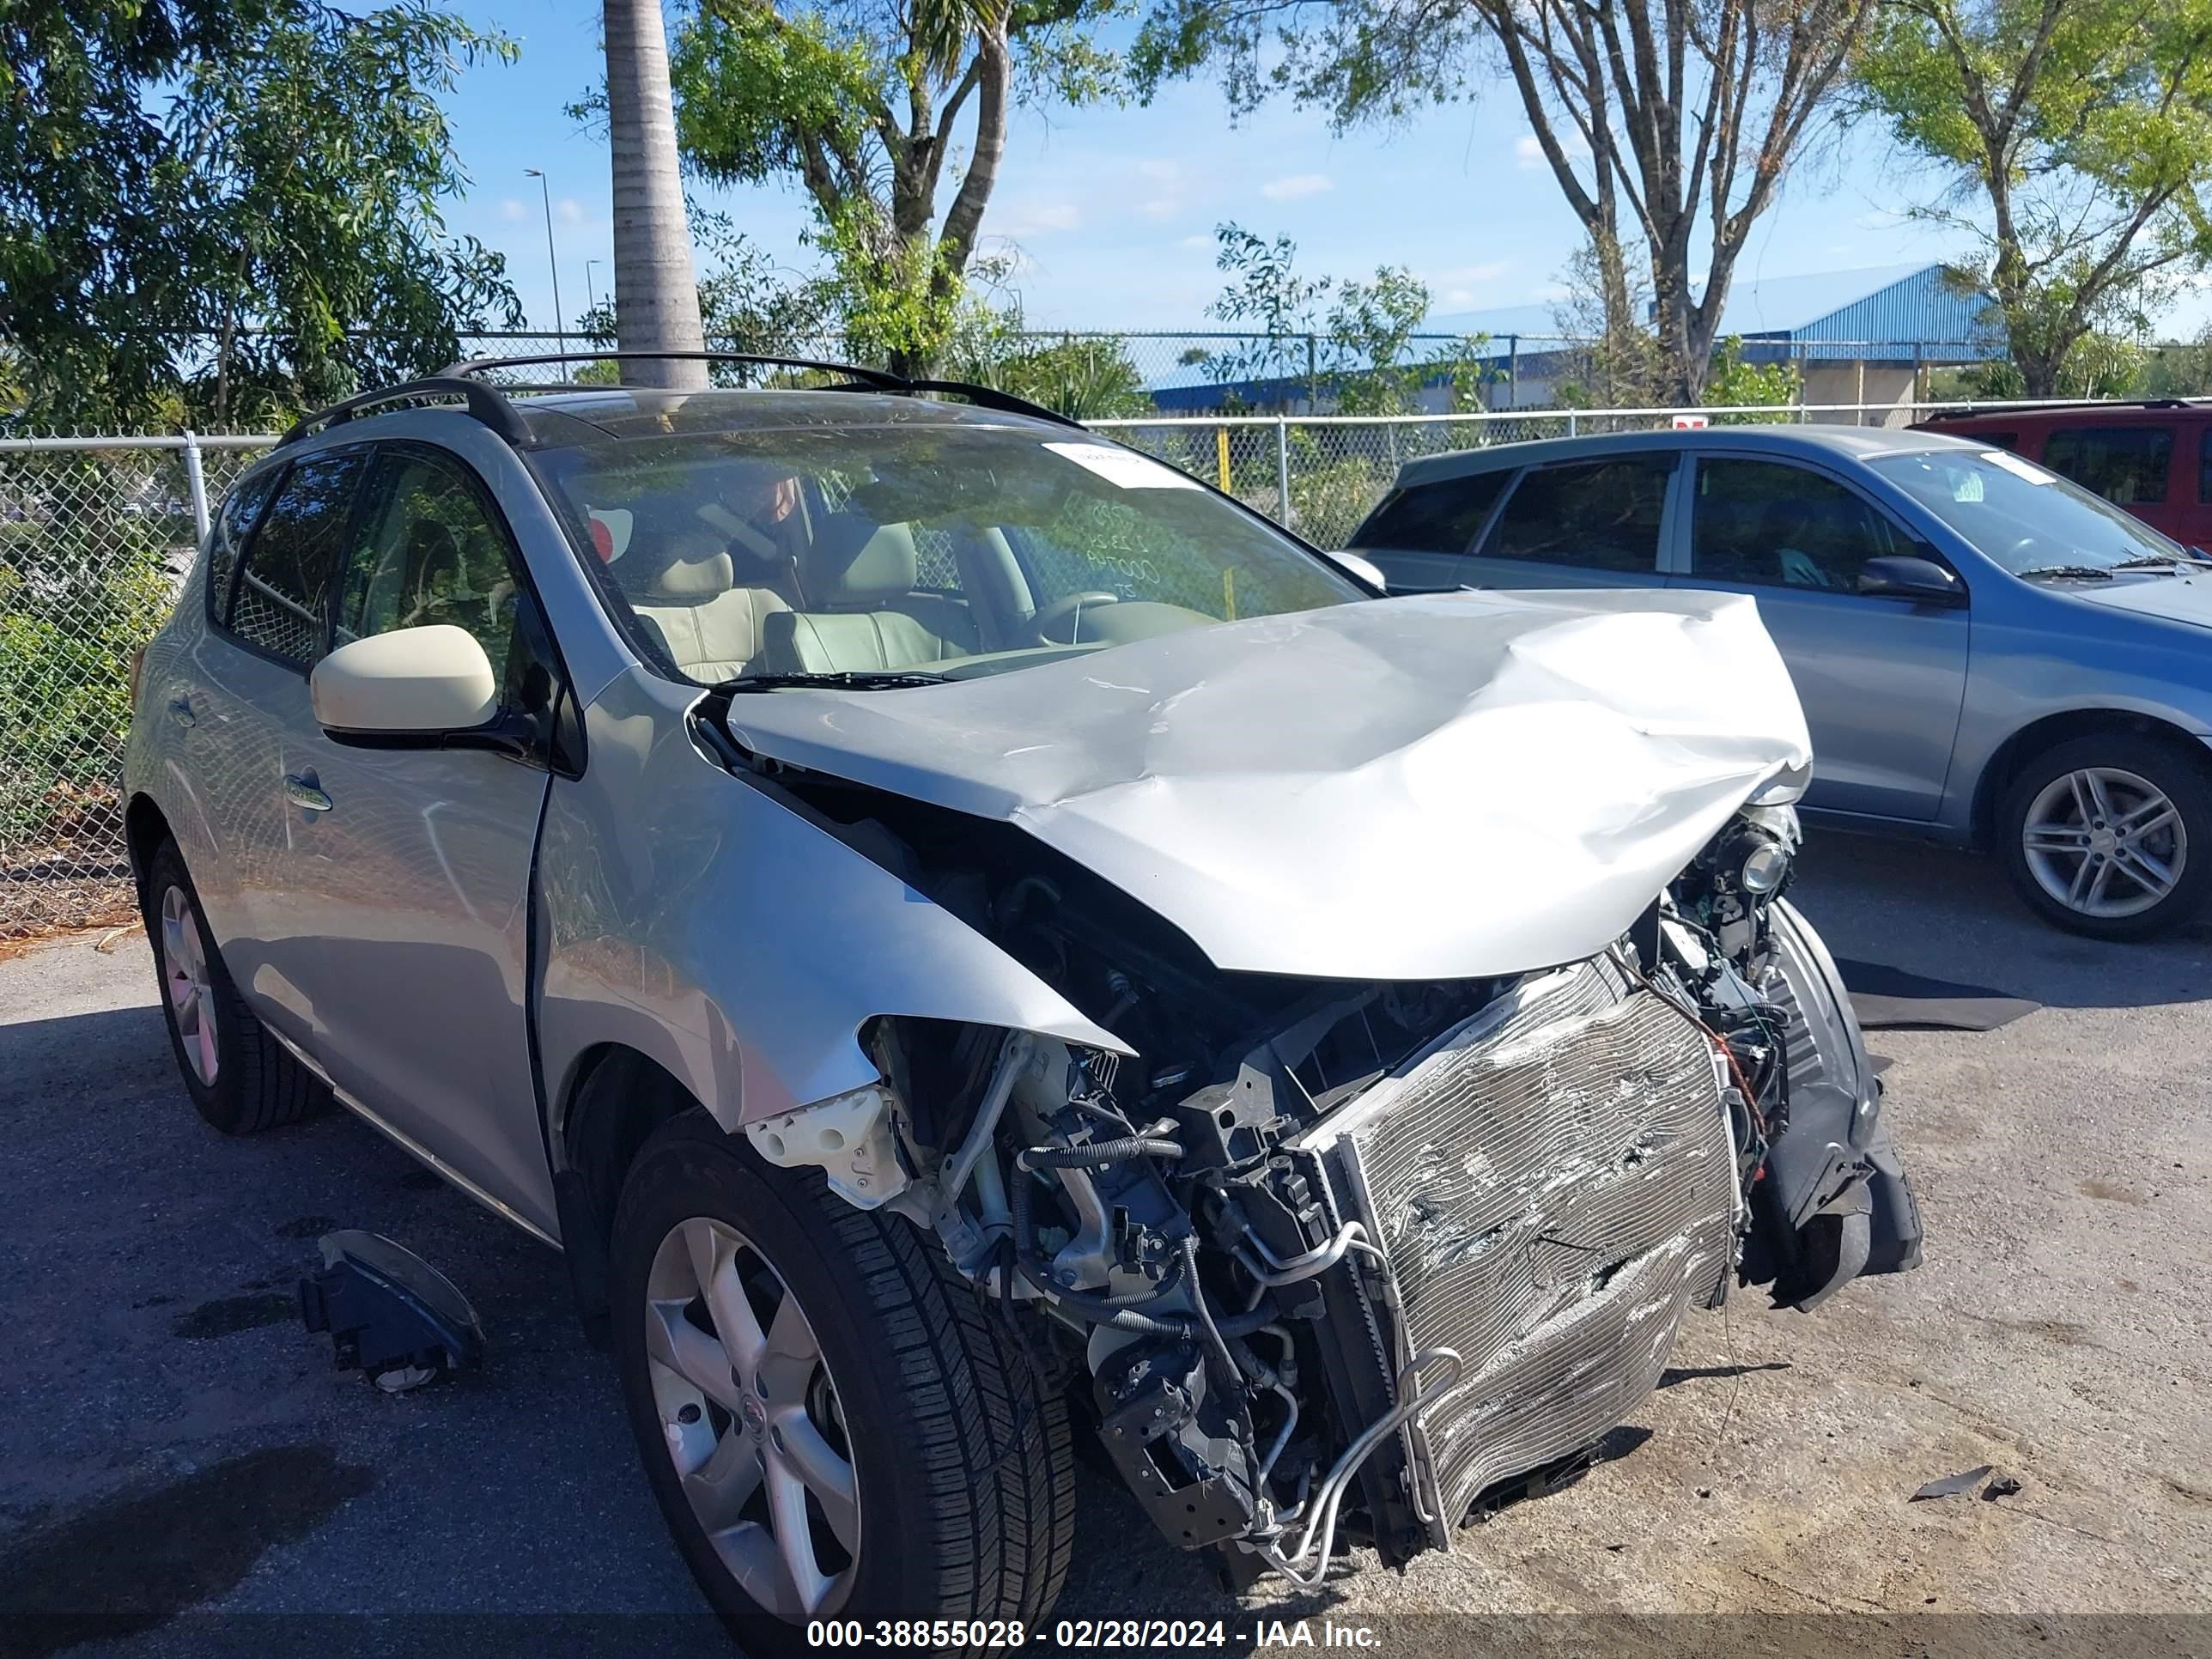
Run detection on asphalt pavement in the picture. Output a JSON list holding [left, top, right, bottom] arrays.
[[1, 830, 2206, 1657]]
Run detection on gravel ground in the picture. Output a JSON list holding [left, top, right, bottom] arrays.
[[1, 830, 2206, 1658]]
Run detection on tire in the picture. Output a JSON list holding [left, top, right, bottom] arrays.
[[610, 1112, 1075, 1656], [1996, 733, 2212, 940], [141, 836, 329, 1133]]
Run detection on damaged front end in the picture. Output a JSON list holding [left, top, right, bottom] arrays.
[[737, 758, 1923, 1589]]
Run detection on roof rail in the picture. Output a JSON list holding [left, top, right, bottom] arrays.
[[1922, 397, 2203, 422], [277, 376, 532, 449], [443, 349, 909, 391], [440, 349, 1087, 429]]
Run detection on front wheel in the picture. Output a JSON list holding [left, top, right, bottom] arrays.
[[1998, 734, 2212, 940], [609, 1113, 1074, 1656]]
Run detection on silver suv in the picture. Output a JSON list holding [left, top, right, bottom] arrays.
[[124, 356, 1921, 1650]]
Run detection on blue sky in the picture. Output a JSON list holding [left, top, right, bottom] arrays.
[[434, 7, 2210, 341]]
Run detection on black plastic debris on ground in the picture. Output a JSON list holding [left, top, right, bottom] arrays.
[[298, 1230, 484, 1393], [1910, 1464, 1996, 1501], [1982, 1474, 2024, 1501]]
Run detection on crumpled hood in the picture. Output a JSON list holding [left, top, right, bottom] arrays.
[[722, 588, 1812, 981]]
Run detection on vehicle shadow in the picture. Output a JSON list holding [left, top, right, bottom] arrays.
[[1790, 828, 2212, 1012]]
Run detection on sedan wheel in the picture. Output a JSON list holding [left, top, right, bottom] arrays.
[[643, 1216, 859, 1621], [1999, 736, 2212, 940], [2021, 766, 2186, 921]]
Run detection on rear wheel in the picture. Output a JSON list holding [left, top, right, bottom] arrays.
[[141, 836, 328, 1133], [1997, 734, 2212, 939], [610, 1113, 1074, 1656]]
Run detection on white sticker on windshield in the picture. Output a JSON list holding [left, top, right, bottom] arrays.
[[1044, 441, 1200, 490], [1983, 449, 2056, 485]]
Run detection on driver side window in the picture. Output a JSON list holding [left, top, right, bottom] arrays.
[[1691, 459, 1904, 592], [338, 449, 526, 694]]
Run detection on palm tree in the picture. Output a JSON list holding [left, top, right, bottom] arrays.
[[605, 0, 707, 389]]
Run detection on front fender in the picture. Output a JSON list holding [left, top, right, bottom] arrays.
[[535, 670, 1128, 1140]]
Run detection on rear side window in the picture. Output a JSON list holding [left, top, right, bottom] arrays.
[[2039, 426, 2172, 506], [225, 451, 368, 666], [1348, 471, 1510, 553], [204, 466, 282, 618], [2198, 430, 2212, 504], [1483, 457, 1672, 573]]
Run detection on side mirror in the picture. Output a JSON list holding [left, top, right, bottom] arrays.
[[1323, 549, 1389, 591], [1857, 555, 1966, 606], [311, 624, 501, 738]]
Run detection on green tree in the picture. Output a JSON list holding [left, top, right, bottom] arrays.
[[1855, 0, 2212, 397], [2137, 324, 2212, 396], [939, 297, 1154, 417], [0, 0, 522, 429], [1704, 337, 1800, 422], [1134, 0, 1871, 402], [668, 0, 1123, 376], [1200, 225, 1486, 413]]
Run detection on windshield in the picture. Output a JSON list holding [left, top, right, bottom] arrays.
[[1869, 447, 2192, 575], [529, 420, 1358, 685]]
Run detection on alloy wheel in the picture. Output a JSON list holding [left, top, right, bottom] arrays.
[[643, 1216, 860, 1622], [159, 884, 218, 1085], [2021, 766, 2189, 921]]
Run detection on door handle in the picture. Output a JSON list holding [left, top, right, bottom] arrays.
[[167, 696, 197, 729], [282, 774, 333, 813]]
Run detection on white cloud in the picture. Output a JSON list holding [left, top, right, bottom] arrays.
[[1135, 159, 1182, 183], [1446, 289, 1474, 307], [1515, 131, 1589, 170], [556, 198, 586, 224], [1000, 201, 1080, 235], [1179, 233, 1215, 251], [499, 198, 527, 222], [1140, 198, 1182, 221], [1259, 172, 1333, 202]]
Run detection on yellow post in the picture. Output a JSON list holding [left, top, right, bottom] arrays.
[[1222, 566, 1237, 620], [1217, 425, 1231, 491]]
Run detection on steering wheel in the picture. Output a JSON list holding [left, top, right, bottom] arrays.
[[1030, 590, 1120, 646]]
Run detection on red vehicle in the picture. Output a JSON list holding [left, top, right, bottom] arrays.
[[1914, 399, 2212, 550]]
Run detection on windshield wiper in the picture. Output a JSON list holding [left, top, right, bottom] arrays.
[[2016, 564, 2118, 581], [718, 670, 951, 692], [2110, 555, 2201, 572]]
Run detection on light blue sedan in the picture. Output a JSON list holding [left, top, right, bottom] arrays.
[[1347, 425, 2212, 938]]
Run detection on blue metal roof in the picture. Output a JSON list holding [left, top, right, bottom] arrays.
[[1718, 262, 2004, 364]]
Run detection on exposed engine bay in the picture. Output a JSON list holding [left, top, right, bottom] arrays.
[[725, 752, 1924, 1587]]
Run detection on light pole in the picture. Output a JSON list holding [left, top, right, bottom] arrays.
[[524, 167, 568, 380], [585, 258, 603, 319]]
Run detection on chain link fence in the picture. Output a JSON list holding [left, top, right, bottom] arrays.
[[0, 395, 2074, 936], [0, 435, 270, 937]]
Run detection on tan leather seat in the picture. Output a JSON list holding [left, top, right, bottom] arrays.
[[631, 549, 793, 681], [763, 515, 980, 673]]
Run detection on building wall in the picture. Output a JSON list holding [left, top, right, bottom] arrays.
[[1802, 362, 1921, 426]]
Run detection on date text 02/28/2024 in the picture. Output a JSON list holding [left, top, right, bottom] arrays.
[[805, 1619, 1385, 1648]]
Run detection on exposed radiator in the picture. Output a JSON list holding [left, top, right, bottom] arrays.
[[1296, 953, 1735, 1537]]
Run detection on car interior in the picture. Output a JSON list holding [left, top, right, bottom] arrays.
[[592, 470, 1243, 684]]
